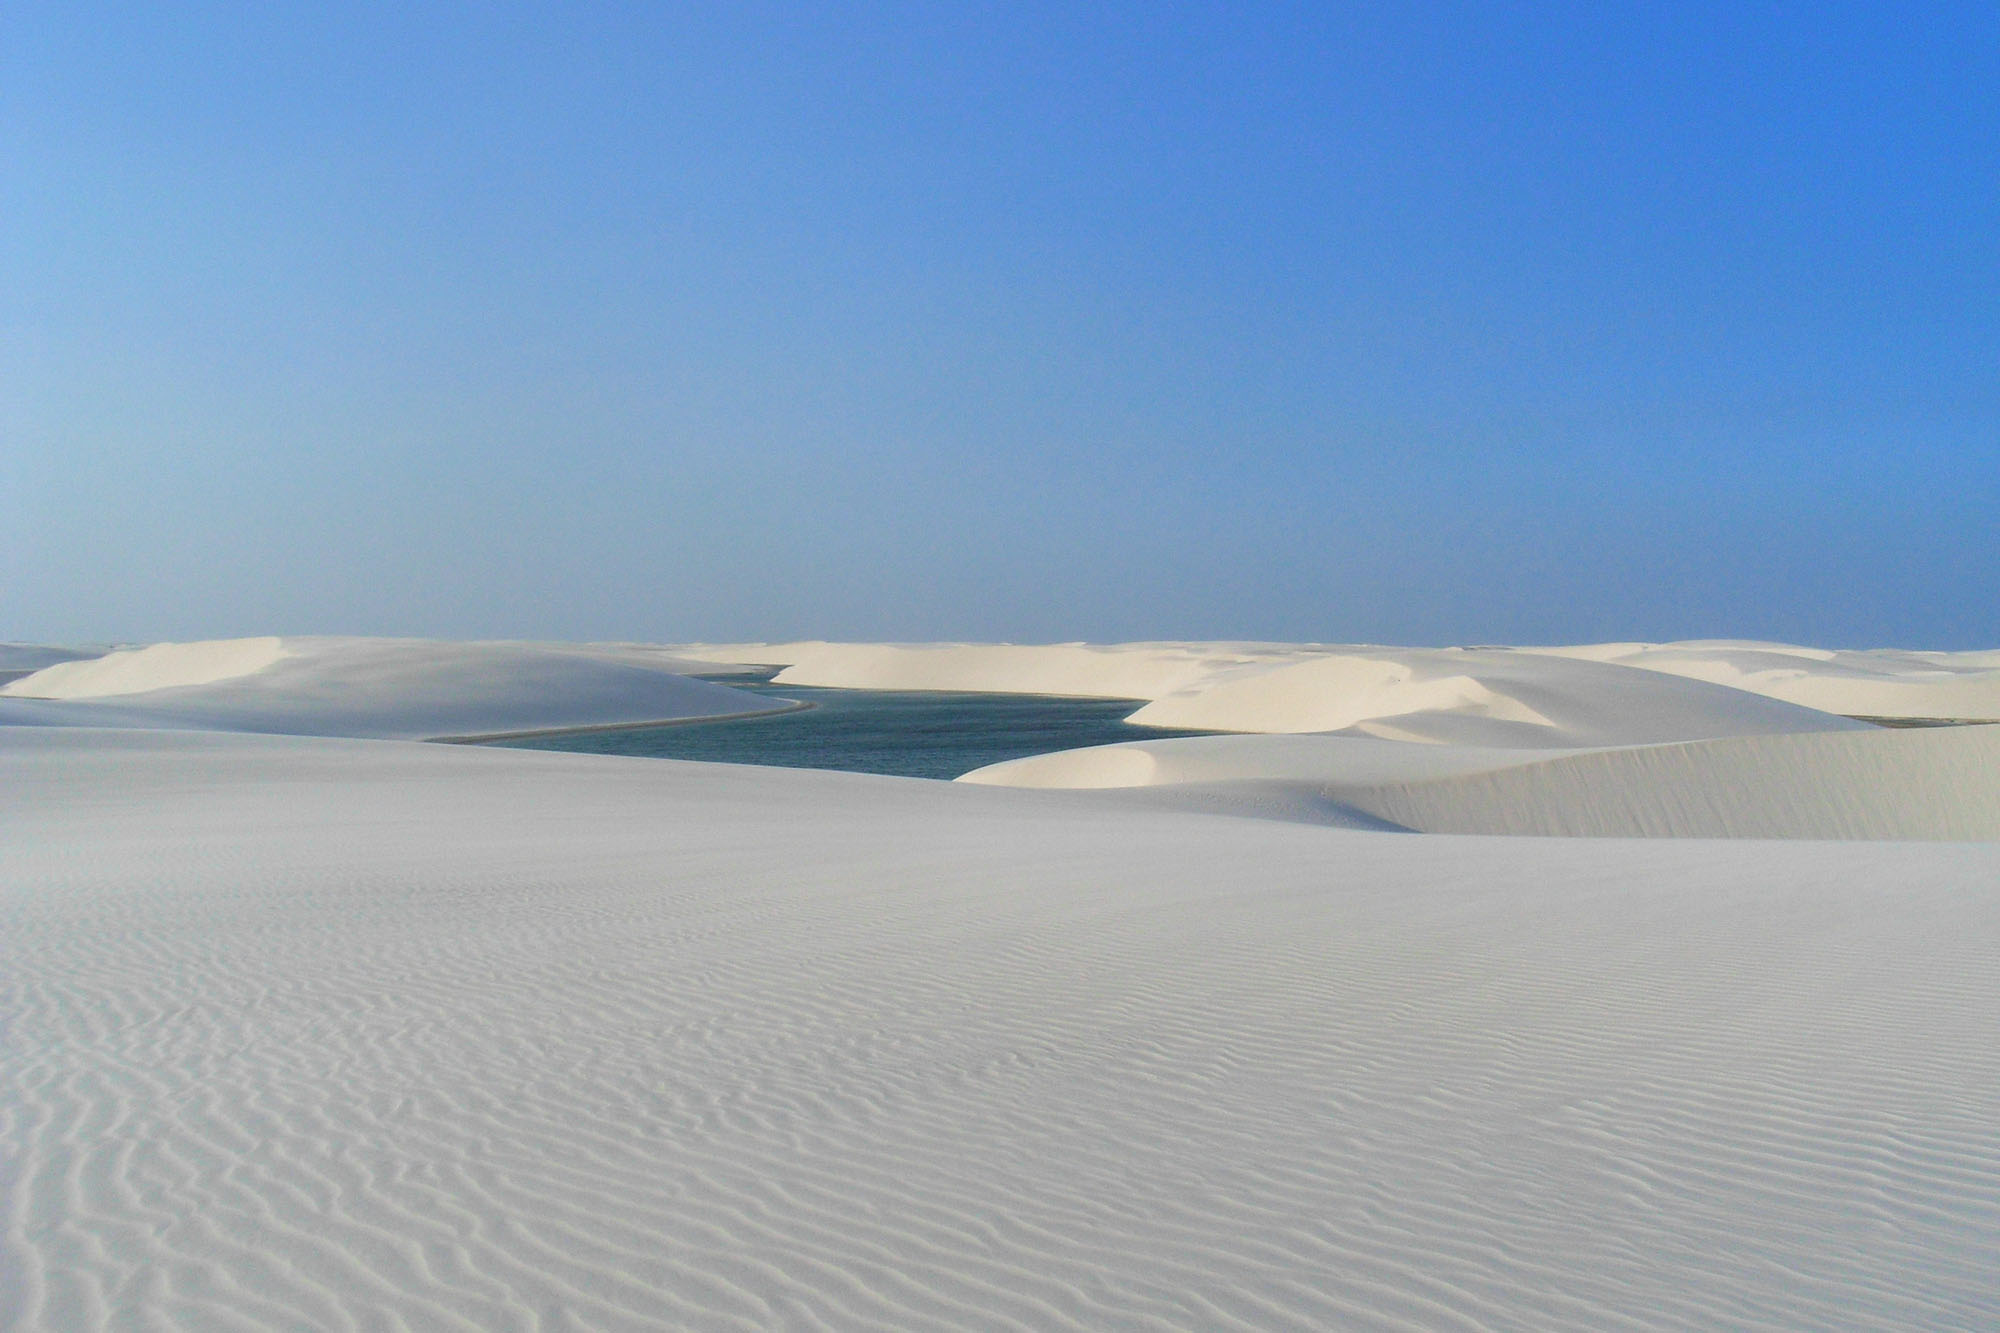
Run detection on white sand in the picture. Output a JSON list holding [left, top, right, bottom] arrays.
[[968, 725, 2000, 839], [674, 639, 1866, 743], [1120, 647, 1861, 743], [673, 640, 1313, 700], [1524, 640, 2000, 720], [0, 636, 292, 697], [928, 639, 2000, 839], [4, 726, 1997, 1330], [680, 637, 2000, 725], [6, 636, 1998, 1328], [0, 637, 770, 740]]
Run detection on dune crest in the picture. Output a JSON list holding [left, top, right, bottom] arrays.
[[0, 637, 770, 740], [1, 636, 289, 698], [677, 638, 2000, 725], [968, 725, 2000, 840], [1123, 647, 1855, 743], [677, 639, 1867, 745], [729, 639, 1308, 700], [1524, 640, 2000, 720]]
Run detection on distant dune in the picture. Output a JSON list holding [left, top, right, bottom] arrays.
[[11, 634, 1993, 839], [673, 639, 1311, 701], [674, 636, 2000, 729], [0, 636, 770, 739], [670, 637, 2000, 840], [1117, 647, 1858, 744], [4, 635, 294, 696], [1524, 640, 2000, 721]]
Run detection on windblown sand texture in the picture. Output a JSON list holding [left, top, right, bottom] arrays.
[[5, 636, 1999, 1329], [7, 730, 1999, 1330]]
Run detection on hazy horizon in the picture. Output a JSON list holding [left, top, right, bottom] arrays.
[[5, 4, 1995, 649]]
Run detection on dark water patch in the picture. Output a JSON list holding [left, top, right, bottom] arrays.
[[481, 681, 1217, 780], [1848, 715, 2000, 728]]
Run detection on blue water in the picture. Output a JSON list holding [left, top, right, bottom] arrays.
[[484, 680, 1216, 779]]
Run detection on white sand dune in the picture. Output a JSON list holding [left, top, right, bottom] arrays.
[[7, 635, 1988, 840], [673, 639, 1314, 700], [1360, 724, 2000, 838], [2, 635, 292, 697], [968, 732, 1585, 791], [0, 636, 769, 740], [1526, 639, 2000, 720], [1122, 647, 1862, 744], [672, 640, 1868, 744], [679, 636, 2000, 726], [4, 726, 1997, 1330], [967, 724, 2000, 840]]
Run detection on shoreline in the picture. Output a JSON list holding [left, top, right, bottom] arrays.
[[427, 697, 813, 744], [1848, 714, 2000, 728]]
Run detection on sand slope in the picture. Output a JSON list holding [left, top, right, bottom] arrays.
[[4, 728, 1997, 1330], [1123, 646, 1860, 744], [1, 636, 292, 697], [969, 725, 2000, 840], [0, 637, 769, 740], [672, 640, 1867, 745], [1362, 724, 2000, 838], [1526, 640, 2000, 720], [675, 640, 1312, 700]]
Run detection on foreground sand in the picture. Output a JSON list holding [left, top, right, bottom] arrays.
[[6, 727, 1999, 1330]]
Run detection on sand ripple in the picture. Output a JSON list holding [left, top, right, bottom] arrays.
[[4, 732, 1998, 1329]]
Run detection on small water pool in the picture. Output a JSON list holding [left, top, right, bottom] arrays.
[[483, 680, 1215, 780]]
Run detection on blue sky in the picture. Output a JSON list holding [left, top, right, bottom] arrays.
[[4, 3, 1995, 646]]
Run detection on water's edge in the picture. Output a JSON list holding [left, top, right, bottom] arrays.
[[474, 682, 1217, 780], [431, 698, 812, 744]]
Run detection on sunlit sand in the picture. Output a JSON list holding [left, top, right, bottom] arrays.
[[5, 637, 1998, 1328]]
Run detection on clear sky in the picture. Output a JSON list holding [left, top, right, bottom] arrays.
[[4, 3, 1995, 648]]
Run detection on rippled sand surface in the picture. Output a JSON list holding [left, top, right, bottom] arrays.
[[6, 728, 1997, 1330]]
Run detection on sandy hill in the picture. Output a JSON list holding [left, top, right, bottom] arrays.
[[0, 636, 769, 740]]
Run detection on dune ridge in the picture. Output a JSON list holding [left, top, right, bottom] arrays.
[[1122, 647, 1859, 744], [675, 640, 1308, 701], [675, 638, 2000, 724], [0, 636, 291, 698], [0, 637, 767, 740], [1359, 724, 2000, 838], [672, 640, 1877, 744], [8, 635, 1993, 842], [1524, 640, 2000, 721], [970, 725, 2000, 840], [18, 637, 1990, 746]]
